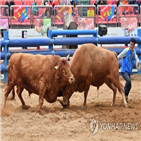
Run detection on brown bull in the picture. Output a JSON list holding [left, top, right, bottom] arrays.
[[59, 44, 128, 108], [4, 53, 75, 111]]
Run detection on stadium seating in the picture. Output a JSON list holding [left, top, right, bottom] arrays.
[[0, 0, 140, 26]]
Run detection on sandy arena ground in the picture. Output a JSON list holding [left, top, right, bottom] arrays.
[[0, 75, 141, 141]]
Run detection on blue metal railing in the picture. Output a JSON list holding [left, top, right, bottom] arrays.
[[1, 29, 141, 83]]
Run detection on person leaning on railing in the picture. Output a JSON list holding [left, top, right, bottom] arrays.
[[134, 0, 140, 14], [10, 0, 15, 16], [60, 0, 67, 5], [0, 33, 3, 51], [3, 0, 10, 16], [97, 0, 107, 15], [40, 0, 50, 18], [32, 0, 39, 16]]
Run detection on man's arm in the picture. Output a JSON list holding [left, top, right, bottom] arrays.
[[117, 48, 127, 60], [134, 50, 141, 70], [135, 50, 140, 62]]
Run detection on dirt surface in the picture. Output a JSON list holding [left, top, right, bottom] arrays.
[[0, 75, 141, 141]]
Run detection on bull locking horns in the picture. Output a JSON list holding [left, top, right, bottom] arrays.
[[54, 66, 59, 69]]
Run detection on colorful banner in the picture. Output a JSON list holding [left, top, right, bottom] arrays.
[[35, 18, 51, 36], [77, 18, 94, 30], [87, 7, 94, 17], [121, 17, 137, 34], [14, 6, 28, 23], [0, 19, 9, 30], [57, 6, 72, 22], [100, 5, 114, 21]]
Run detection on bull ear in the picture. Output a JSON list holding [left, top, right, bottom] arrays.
[[54, 66, 59, 69], [66, 54, 70, 61]]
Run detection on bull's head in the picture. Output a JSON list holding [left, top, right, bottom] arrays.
[[58, 83, 75, 108], [54, 59, 75, 87]]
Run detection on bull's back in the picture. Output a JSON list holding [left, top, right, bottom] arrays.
[[70, 44, 96, 76], [8, 53, 61, 91], [70, 44, 118, 85], [9, 53, 60, 73]]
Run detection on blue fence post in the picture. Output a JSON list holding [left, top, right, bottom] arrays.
[[48, 30, 53, 51], [93, 29, 98, 46], [4, 30, 9, 83], [137, 28, 141, 61]]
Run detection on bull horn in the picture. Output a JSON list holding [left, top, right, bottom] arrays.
[[66, 54, 70, 61], [54, 66, 59, 69]]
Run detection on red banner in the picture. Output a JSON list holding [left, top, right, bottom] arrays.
[[100, 5, 114, 21], [121, 17, 137, 33], [78, 18, 94, 30], [57, 6, 72, 22], [14, 7, 23, 22], [14, 6, 28, 23]]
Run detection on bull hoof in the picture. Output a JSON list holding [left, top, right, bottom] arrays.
[[111, 103, 115, 106], [22, 105, 30, 109], [39, 109, 45, 115], [125, 104, 129, 109], [83, 105, 87, 110]]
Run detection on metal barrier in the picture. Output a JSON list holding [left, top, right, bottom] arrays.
[[76, 5, 96, 29], [54, 5, 74, 26], [10, 5, 32, 28], [0, 5, 9, 29], [1, 4, 141, 28], [32, 5, 52, 35], [32, 5, 53, 25], [1, 29, 141, 83], [97, 5, 117, 27], [118, 5, 139, 27]]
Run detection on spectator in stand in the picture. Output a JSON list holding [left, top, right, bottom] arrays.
[[97, 0, 107, 5], [4, 9, 9, 16], [111, 0, 118, 14], [42, 0, 48, 5], [97, 0, 107, 15], [111, 0, 118, 6], [50, 0, 59, 15], [117, 0, 123, 6], [120, 0, 129, 15], [40, 0, 51, 18], [128, 0, 135, 14], [60, 0, 67, 5], [58, 0, 61, 5], [70, 0, 77, 5], [134, 0, 140, 14], [32, 0, 39, 16], [3, 0, 10, 16], [21, 0, 25, 5], [10, 0, 15, 16], [0, 33, 3, 51], [128, 0, 134, 4], [48, 0, 57, 6]]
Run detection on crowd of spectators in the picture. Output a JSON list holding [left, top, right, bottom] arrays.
[[92, 0, 141, 15], [2, 0, 141, 17], [2, 0, 15, 16]]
